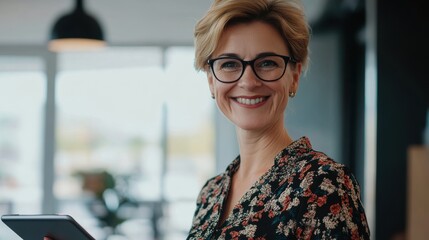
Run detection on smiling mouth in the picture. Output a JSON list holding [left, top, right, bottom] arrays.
[[235, 97, 268, 105]]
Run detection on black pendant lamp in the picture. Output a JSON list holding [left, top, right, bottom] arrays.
[[49, 0, 105, 52]]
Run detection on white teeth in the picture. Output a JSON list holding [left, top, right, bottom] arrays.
[[236, 97, 265, 105]]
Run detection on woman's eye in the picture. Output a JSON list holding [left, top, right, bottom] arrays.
[[259, 60, 278, 68], [220, 61, 240, 70]]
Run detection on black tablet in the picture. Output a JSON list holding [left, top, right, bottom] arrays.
[[1, 214, 96, 240]]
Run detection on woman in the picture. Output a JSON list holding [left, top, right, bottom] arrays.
[[187, 0, 370, 239]]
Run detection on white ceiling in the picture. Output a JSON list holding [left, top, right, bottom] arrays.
[[0, 0, 327, 46]]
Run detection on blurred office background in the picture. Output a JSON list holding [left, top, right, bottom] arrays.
[[0, 0, 428, 239]]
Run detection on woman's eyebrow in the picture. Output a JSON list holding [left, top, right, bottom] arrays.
[[215, 51, 284, 59], [255, 52, 282, 57], [215, 53, 241, 58]]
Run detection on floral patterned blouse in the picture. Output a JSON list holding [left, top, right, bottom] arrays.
[[187, 137, 370, 240]]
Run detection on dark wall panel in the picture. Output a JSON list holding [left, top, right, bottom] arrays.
[[376, 0, 428, 239]]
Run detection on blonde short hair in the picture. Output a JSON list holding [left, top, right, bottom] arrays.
[[194, 0, 310, 72]]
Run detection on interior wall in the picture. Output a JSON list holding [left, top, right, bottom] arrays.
[[376, 0, 429, 239], [287, 32, 343, 162], [214, 108, 238, 174]]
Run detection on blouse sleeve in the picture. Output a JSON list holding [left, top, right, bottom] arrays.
[[293, 160, 370, 240]]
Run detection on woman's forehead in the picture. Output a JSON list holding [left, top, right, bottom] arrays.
[[213, 21, 289, 58]]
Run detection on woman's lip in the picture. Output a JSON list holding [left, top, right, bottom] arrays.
[[232, 96, 269, 106]]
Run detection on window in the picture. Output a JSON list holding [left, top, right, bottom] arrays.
[[55, 47, 214, 239], [163, 47, 214, 238], [0, 56, 45, 239]]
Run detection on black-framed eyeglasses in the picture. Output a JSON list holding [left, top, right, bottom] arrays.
[[207, 54, 296, 83]]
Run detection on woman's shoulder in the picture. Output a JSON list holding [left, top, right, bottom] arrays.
[[202, 172, 227, 190], [194, 172, 228, 204], [303, 152, 357, 187], [277, 136, 361, 195], [278, 142, 370, 238], [283, 137, 352, 174]]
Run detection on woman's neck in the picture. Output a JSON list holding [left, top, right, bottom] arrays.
[[235, 123, 293, 178]]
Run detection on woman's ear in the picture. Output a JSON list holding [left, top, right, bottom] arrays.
[[207, 71, 215, 98], [291, 62, 302, 93]]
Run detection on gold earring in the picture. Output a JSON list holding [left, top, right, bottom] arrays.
[[289, 92, 296, 98]]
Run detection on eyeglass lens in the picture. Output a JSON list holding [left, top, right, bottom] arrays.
[[211, 55, 288, 82]]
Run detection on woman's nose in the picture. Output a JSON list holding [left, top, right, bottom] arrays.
[[238, 65, 262, 89]]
